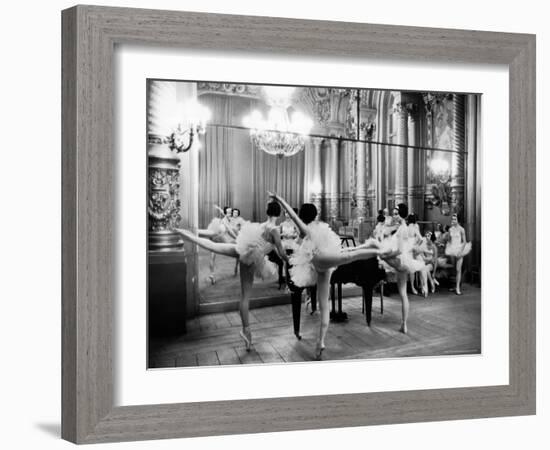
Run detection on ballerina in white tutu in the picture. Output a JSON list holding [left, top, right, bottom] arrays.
[[176, 201, 289, 351], [269, 192, 399, 360], [445, 213, 472, 295], [378, 204, 426, 333]]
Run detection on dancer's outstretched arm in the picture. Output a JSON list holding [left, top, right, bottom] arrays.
[[213, 204, 225, 216], [175, 228, 239, 258], [268, 191, 309, 238]]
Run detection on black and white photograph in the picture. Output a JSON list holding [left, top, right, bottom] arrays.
[[147, 79, 482, 368]]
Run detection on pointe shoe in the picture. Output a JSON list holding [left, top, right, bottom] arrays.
[[399, 322, 408, 334], [455, 289, 463, 296], [295, 332, 302, 340], [434, 279, 440, 286], [411, 288, 418, 295], [314, 343, 325, 361], [208, 275, 216, 285], [239, 329, 252, 351]]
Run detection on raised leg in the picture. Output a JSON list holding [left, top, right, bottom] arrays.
[[313, 248, 381, 272], [176, 228, 239, 258]]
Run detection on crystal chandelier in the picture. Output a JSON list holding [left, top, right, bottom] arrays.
[[242, 87, 313, 158]]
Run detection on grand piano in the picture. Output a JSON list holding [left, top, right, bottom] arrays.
[[329, 258, 386, 325], [288, 257, 386, 338]]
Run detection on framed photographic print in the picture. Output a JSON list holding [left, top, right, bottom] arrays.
[[62, 4, 536, 444]]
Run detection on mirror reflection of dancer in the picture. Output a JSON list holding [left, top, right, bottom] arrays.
[[176, 201, 289, 351], [200, 205, 237, 284], [203, 205, 237, 284], [269, 192, 399, 360], [445, 213, 472, 295], [378, 204, 425, 334], [229, 208, 245, 276]]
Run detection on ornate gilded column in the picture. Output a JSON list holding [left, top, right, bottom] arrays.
[[365, 120, 377, 219], [451, 94, 466, 218], [406, 103, 424, 217], [355, 126, 368, 222], [422, 94, 436, 212], [148, 138, 184, 250], [327, 136, 340, 222], [393, 102, 408, 205], [310, 137, 323, 217]]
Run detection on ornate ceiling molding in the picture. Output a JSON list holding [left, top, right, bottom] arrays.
[[197, 82, 263, 99]]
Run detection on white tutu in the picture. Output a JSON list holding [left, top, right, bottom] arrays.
[[445, 241, 472, 258], [289, 221, 341, 287], [378, 226, 425, 274], [235, 222, 278, 279], [207, 218, 234, 243]]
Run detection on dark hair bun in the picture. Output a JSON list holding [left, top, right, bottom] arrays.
[[266, 201, 281, 217], [397, 203, 408, 219], [299, 203, 317, 224]]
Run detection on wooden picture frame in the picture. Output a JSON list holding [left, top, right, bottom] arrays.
[[61, 5, 536, 444]]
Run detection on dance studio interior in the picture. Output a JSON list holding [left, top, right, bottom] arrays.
[[147, 80, 481, 367]]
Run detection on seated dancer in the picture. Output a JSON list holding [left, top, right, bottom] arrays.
[[269, 191, 398, 360], [418, 230, 439, 294], [378, 204, 425, 333], [444, 213, 472, 295], [176, 201, 289, 351]]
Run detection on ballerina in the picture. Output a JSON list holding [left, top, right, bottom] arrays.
[[445, 213, 472, 295], [229, 208, 245, 276], [378, 204, 425, 333], [268, 192, 398, 360], [176, 201, 289, 351], [419, 231, 439, 294]]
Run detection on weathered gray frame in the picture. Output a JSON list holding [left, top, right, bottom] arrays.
[[62, 4, 536, 444]]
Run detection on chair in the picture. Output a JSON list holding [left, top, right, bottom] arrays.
[[336, 220, 356, 247]]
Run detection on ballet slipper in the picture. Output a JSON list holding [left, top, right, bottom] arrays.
[[239, 328, 252, 351], [314, 343, 325, 361]]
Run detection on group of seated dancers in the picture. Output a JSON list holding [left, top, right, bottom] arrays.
[[175, 193, 471, 361], [373, 208, 472, 298]]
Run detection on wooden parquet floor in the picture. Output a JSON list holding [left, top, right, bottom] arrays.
[[149, 284, 481, 368]]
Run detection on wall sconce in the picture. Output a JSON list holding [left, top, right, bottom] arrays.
[[169, 100, 211, 153]]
